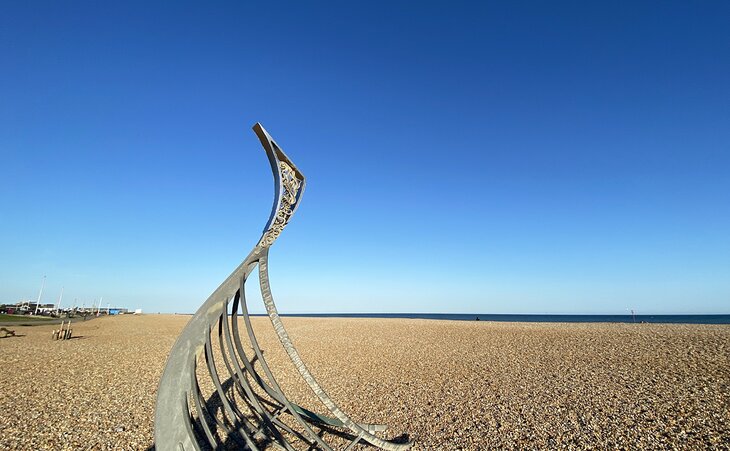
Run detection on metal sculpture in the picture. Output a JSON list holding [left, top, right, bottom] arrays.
[[155, 123, 412, 450]]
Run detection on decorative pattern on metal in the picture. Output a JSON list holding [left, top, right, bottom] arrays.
[[259, 161, 302, 248], [153, 123, 412, 450]]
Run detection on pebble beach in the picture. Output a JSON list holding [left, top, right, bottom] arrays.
[[1, 314, 728, 450]]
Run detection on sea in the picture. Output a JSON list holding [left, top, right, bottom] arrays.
[[273, 313, 730, 324]]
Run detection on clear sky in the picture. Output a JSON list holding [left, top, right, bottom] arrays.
[[1, 2, 728, 314]]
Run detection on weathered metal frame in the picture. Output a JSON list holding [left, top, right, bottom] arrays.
[[154, 123, 412, 450]]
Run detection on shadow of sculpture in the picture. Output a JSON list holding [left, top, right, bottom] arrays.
[[191, 375, 406, 450]]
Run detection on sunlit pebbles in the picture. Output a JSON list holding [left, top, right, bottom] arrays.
[[0, 315, 727, 449]]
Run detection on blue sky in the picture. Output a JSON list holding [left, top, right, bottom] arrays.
[[1, 2, 728, 314]]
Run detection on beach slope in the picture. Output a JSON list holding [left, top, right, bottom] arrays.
[[0, 315, 727, 449]]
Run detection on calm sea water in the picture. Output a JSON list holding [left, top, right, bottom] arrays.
[[275, 313, 730, 324]]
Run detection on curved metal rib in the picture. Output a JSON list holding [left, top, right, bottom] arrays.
[[154, 123, 412, 450]]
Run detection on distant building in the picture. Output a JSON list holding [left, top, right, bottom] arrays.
[[12, 301, 55, 313], [108, 308, 129, 315]]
